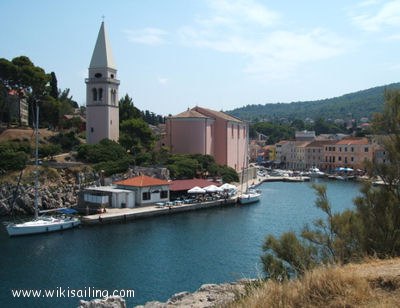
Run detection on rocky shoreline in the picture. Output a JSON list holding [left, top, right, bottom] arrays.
[[78, 279, 256, 308], [0, 168, 96, 217]]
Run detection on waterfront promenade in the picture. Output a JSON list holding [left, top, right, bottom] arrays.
[[81, 174, 312, 225], [81, 197, 237, 225]]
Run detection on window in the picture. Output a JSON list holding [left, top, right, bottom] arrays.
[[338, 156, 342, 161], [111, 89, 117, 105], [142, 192, 150, 201], [351, 157, 354, 162], [160, 191, 168, 199], [91, 127, 94, 133], [351, 147, 354, 152], [364, 147, 369, 152], [231, 125, 234, 138], [98, 88, 103, 101], [92, 88, 97, 101], [95, 73, 102, 78]]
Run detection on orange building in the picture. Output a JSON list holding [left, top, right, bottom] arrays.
[[165, 106, 247, 172], [323, 137, 374, 171]]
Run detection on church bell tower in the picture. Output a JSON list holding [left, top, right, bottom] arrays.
[[85, 21, 120, 144]]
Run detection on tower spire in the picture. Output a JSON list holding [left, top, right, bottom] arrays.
[[89, 21, 116, 69]]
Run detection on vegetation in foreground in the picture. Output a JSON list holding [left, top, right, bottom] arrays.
[[238, 89, 400, 307], [228, 258, 400, 308]]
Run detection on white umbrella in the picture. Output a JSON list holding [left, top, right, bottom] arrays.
[[203, 185, 223, 193], [220, 183, 237, 190], [188, 186, 206, 194]]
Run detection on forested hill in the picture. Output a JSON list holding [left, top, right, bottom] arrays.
[[228, 82, 400, 121]]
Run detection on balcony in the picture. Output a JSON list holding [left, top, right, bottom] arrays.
[[85, 77, 120, 85]]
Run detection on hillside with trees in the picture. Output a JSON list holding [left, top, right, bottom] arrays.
[[229, 82, 400, 122]]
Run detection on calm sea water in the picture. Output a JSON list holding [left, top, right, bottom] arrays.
[[0, 179, 362, 307]]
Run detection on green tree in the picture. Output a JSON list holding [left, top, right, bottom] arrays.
[[261, 184, 363, 280], [353, 89, 400, 257], [119, 118, 155, 154], [119, 94, 141, 122], [49, 72, 58, 99], [261, 89, 400, 280], [77, 139, 128, 163]]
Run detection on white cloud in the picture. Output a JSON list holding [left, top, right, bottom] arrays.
[[179, 0, 348, 80], [124, 28, 168, 45], [352, 0, 400, 32], [157, 77, 168, 85]]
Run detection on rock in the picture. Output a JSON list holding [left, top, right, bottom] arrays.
[[78, 296, 126, 308], [167, 291, 190, 303], [136, 279, 257, 308]]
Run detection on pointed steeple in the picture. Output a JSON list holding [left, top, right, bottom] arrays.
[[89, 22, 116, 69]]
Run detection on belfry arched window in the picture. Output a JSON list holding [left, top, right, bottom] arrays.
[[92, 88, 97, 101], [98, 88, 103, 101], [111, 89, 116, 105]]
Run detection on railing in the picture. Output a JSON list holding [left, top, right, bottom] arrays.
[[85, 77, 120, 85]]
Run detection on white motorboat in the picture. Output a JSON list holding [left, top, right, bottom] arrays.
[[6, 107, 80, 237], [309, 167, 326, 177]]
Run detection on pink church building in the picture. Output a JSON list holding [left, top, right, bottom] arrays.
[[165, 106, 248, 172]]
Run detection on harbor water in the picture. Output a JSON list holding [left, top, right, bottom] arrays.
[[0, 179, 362, 307]]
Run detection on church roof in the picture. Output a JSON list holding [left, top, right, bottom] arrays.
[[89, 22, 116, 69], [193, 106, 243, 123], [171, 109, 211, 119]]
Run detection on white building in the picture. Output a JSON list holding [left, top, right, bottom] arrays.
[[114, 175, 170, 206], [83, 186, 135, 208], [85, 21, 120, 144]]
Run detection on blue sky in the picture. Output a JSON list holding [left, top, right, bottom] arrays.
[[2, 0, 400, 115]]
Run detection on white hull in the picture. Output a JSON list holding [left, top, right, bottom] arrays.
[[238, 192, 261, 204], [6, 217, 80, 236]]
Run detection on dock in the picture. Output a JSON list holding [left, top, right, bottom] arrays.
[[81, 197, 237, 225]]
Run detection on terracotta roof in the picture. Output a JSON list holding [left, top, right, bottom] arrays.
[[306, 140, 332, 147], [295, 141, 312, 147], [169, 179, 220, 191], [114, 175, 170, 187], [171, 109, 211, 119], [193, 106, 243, 123], [335, 137, 369, 145]]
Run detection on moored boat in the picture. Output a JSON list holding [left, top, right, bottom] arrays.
[[5, 107, 80, 237], [6, 216, 80, 236], [239, 189, 261, 204]]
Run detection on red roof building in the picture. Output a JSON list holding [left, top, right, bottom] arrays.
[[114, 175, 170, 206]]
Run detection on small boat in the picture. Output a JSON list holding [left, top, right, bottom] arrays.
[[309, 167, 326, 177], [6, 216, 80, 236], [239, 189, 261, 204], [5, 107, 80, 237]]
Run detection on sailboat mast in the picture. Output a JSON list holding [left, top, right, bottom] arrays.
[[34, 106, 39, 220]]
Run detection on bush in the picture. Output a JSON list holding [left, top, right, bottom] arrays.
[[0, 150, 27, 171], [77, 139, 127, 163], [39, 143, 62, 159], [49, 131, 80, 151], [94, 156, 134, 176]]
